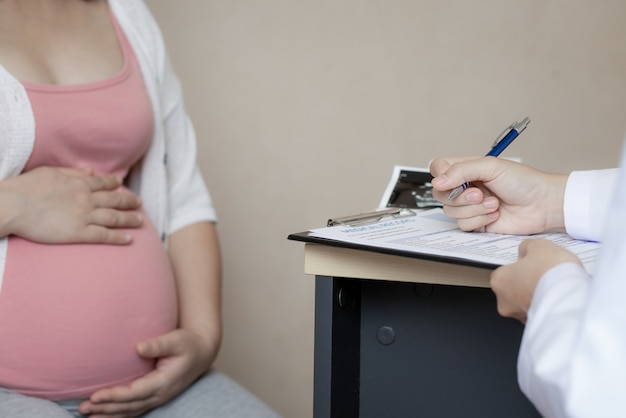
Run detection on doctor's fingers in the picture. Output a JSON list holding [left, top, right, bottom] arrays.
[[442, 195, 500, 230], [490, 264, 529, 322], [429, 156, 482, 178]]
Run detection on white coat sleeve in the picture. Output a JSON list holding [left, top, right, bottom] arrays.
[[564, 169, 617, 242], [517, 141, 626, 418]]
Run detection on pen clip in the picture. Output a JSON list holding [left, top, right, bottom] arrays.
[[327, 207, 415, 227], [512, 116, 531, 133], [492, 123, 515, 147], [490, 117, 530, 147]]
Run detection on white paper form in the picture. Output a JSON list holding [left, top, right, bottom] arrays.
[[309, 208, 600, 273]]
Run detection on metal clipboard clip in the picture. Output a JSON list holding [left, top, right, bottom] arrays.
[[327, 207, 416, 227]]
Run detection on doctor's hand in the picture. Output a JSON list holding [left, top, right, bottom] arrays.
[[0, 166, 143, 244], [490, 238, 583, 323], [430, 156, 568, 235], [80, 328, 219, 418]]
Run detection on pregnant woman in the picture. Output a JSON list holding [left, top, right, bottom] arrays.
[[0, 1, 278, 417]]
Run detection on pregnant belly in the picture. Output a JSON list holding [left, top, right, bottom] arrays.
[[0, 217, 178, 400]]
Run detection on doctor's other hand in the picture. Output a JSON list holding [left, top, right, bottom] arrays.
[[430, 156, 568, 235], [0, 166, 143, 244], [490, 238, 584, 323]]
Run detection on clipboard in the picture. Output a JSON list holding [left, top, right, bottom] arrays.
[[288, 165, 488, 268], [289, 206, 600, 273], [287, 229, 500, 269]]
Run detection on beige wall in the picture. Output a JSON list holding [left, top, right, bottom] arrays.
[[147, 1, 626, 417]]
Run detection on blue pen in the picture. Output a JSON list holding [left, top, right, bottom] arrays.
[[447, 117, 531, 201]]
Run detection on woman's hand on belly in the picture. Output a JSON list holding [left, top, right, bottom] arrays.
[[78, 327, 219, 417], [1, 166, 143, 244]]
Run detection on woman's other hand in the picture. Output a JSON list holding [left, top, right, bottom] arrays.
[[79, 328, 219, 418]]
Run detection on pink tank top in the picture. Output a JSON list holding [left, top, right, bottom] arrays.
[[0, 11, 177, 400]]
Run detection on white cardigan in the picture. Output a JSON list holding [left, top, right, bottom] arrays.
[[0, 0, 216, 287]]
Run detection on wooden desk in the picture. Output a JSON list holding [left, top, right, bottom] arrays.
[[303, 243, 540, 418]]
